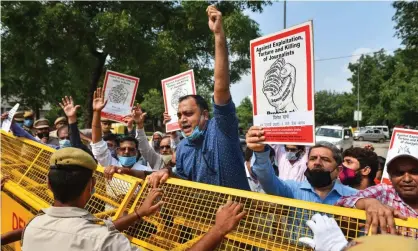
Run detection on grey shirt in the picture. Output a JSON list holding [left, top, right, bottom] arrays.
[[135, 128, 165, 170]]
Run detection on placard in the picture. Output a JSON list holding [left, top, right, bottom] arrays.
[[101, 70, 139, 123], [1, 103, 20, 132], [251, 21, 315, 145], [161, 70, 196, 132], [381, 128, 418, 185]]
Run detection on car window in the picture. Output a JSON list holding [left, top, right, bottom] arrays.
[[374, 130, 381, 134], [365, 130, 373, 133], [316, 128, 342, 138], [383, 128, 388, 132], [344, 129, 351, 137]]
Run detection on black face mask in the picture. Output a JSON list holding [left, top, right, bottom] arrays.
[[37, 132, 49, 139], [305, 167, 335, 188]]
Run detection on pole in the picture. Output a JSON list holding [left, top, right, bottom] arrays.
[[357, 64, 360, 128], [284, 0, 287, 29]]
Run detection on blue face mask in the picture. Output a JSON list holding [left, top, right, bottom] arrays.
[[286, 151, 299, 161], [59, 139, 71, 148], [181, 116, 205, 141], [24, 119, 33, 127], [118, 156, 137, 167]]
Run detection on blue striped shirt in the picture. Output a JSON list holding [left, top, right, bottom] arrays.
[[175, 99, 250, 191], [251, 149, 357, 204], [252, 149, 359, 245]]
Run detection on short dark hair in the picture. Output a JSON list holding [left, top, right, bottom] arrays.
[[343, 147, 379, 184], [309, 141, 343, 166], [119, 136, 139, 149], [179, 95, 209, 112], [48, 165, 93, 203], [244, 147, 253, 162], [103, 133, 118, 144]]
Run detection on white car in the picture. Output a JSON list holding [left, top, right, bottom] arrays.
[[365, 125, 390, 139], [315, 125, 353, 152]]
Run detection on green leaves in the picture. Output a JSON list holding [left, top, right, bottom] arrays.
[[1, 1, 269, 125], [140, 88, 165, 119], [236, 97, 253, 130], [393, 1, 418, 48]]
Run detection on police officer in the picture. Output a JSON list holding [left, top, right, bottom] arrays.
[[23, 111, 35, 136], [21, 147, 163, 251], [5, 148, 247, 250]]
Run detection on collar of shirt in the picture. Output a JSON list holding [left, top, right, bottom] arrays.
[[42, 207, 93, 219], [300, 180, 347, 197], [244, 163, 258, 182], [386, 185, 418, 213]]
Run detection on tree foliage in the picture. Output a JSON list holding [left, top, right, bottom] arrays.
[[1, 1, 271, 127], [236, 97, 253, 130], [315, 3, 418, 128], [393, 1, 418, 48], [140, 88, 165, 132]]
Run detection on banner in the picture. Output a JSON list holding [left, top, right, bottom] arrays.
[[1, 103, 19, 132], [250, 21, 315, 145], [101, 70, 140, 123], [381, 128, 418, 185], [161, 70, 196, 132], [1, 192, 35, 250]]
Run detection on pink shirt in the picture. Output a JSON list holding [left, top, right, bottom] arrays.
[[271, 145, 309, 182]]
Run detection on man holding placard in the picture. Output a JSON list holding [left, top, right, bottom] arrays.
[[148, 5, 250, 191]]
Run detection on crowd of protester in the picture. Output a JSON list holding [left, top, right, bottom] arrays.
[[1, 5, 417, 251]]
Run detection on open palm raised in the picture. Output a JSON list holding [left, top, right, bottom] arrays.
[[59, 96, 80, 118], [92, 87, 108, 112]]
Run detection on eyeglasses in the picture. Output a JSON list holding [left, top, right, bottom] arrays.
[[160, 145, 171, 150], [117, 147, 137, 153], [59, 136, 70, 140]]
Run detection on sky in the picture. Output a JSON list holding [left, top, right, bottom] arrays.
[[231, 1, 402, 106]]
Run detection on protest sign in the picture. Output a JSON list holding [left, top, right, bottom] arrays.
[[250, 21, 315, 145], [101, 70, 139, 123], [1, 103, 20, 132], [381, 128, 418, 185], [161, 70, 196, 132]]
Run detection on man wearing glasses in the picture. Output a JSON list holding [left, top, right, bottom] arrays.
[[90, 87, 151, 180]]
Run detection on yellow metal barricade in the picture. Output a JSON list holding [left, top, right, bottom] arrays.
[[1, 130, 142, 250], [127, 179, 418, 251], [2, 129, 418, 251]]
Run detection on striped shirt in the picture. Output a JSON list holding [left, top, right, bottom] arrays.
[[252, 149, 357, 204]]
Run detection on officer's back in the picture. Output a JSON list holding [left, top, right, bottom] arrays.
[[22, 147, 161, 251]]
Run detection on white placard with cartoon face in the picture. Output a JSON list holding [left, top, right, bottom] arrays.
[[251, 21, 315, 145], [101, 70, 140, 123], [162, 70, 196, 132]]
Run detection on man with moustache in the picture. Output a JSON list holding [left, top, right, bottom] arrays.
[[148, 5, 250, 191], [246, 126, 357, 204]]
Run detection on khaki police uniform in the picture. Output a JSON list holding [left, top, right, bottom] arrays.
[[21, 148, 142, 251]]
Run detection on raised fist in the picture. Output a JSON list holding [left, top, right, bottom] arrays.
[[262, 58, 297, 113]]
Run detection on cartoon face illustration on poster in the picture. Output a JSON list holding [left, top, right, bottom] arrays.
[[171, 88, 188, 111], [109, 84, 129, 104], [263, 57, 297, 113]]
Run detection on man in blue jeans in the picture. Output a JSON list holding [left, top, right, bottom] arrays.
[[148, 5, 250, 191]]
